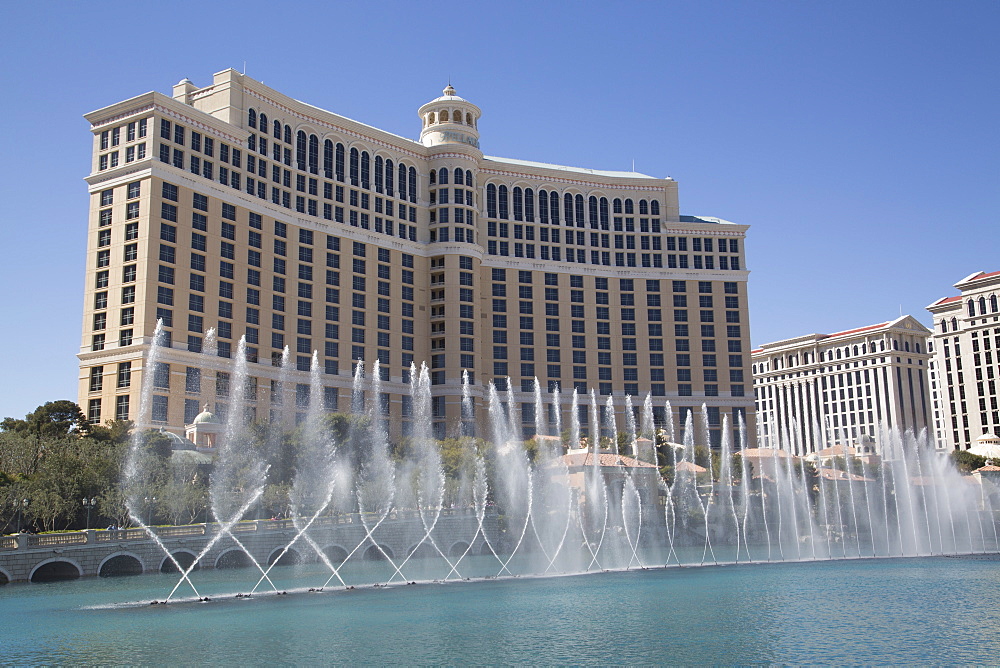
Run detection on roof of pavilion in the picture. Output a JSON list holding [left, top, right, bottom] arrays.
[[559, 452, 658, 469]]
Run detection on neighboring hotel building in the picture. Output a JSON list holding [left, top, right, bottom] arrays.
[[78, 69, 755, 445], [752, 316, 932, 454], [927, 271, 1000, 451]]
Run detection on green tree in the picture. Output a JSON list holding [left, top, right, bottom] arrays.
[[87, 419, 133, 444], [952, 449, 988, 474], [1, 400, 89, 439], [0, 432, 47, 478]]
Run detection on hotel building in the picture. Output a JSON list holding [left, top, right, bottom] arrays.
[[77, 69, 755, 445], [752, 316, 932, 454], [927, 271, 1000, 450]]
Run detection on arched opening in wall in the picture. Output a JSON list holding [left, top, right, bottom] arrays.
[[268, 548, 302, 567], [407, 543, 437, 559], [440, 109, 449, 122], [466, 112, 473, 125], [30, 561, 81, 583], [0, 569, 9, 585], [99, 555, 143, 578], [479, 541, 495, 556], [216, 549, 254, 570], [322, 545, 348, 563], [448, 541, 470, 558], [363, 544, 393, 561], [160, 551, 199, 573]]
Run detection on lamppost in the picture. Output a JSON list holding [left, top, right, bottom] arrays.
[[144, 496, 157, 527], [82, 497, 97, 530], [16, 499, 29, 532]]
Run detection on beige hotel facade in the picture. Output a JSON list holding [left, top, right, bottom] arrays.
[[927, 271, 1000, 451], [752, 316, 933, 454], [78, 69, 755, 445]]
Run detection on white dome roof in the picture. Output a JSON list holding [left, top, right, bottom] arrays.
[[191, 404, 219, 424], [969, 433, 1000, 458]]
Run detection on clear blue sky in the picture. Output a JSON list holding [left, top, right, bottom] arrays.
[[0, 0, 997, 421]]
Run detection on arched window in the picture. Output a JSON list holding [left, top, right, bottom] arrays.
[[563, 193, 573, 226], [259, 113, 268, 132], [498, 185, 509, 220], [904, 341, 910, 352], [969, 300, 977, 317], [588, 196, 598, 228], [360, 151, 370, 189], [429, 169, 436, 185], [349, 148, 359, 186], [538, 190, 549, 223], [550, 191, 560, 224], [284, 125, 292, 144], [880, 340, 886, 352], [465, 171, 473, 187], [385, 159, 394, 197], [335, 143, 345, 182], [323, 140, 334, 178], [454, 168, 464, 184], [651, 201, 660, 215], [408, 167, 416, 202], [428, 112, 436, 125], [466, 112, 473, 125], [639, 199, 649, 215], [892, 339, 899, 350], [624, 198, 634, 215], [440, 109, 450, 122], [374, 156, 384, 192], [439, 168, 449, 185], [248, 108, 257, 128], [979, 297, 988, 315], [992, 295, 998, 312], [600, 198, 609, 229], [915, 342, 921, 353], [951, 317, 957, 331], [513, 187, 523, 221], [273, 120, 281, 139], [524, 188, 535, 222], [398, 164, 407, 200], [486, 183, 497, 218], [296, 131, 307, 170], [853, 346, 859, 356], [308, 135, 319, 174], [940, 320, 947, 333], [836, 349, 841, 359], [613, 198, 623, 214], [575, 194, 585, 226]]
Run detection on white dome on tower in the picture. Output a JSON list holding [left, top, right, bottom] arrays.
[[418, 84, 482, 150]]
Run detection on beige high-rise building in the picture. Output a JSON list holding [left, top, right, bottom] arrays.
[[78, 70, 755, 445], [927, 271, 1000, 450], [751, 316, 932, 454]]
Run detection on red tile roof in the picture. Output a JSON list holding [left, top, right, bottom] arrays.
[[675, 461, 707, 473], [561, 452, 658, 469], [817, 467, 873, 483], [934, 295, 963, 305], [824, 322, 890, 339], [963, 270, 1000, 283]]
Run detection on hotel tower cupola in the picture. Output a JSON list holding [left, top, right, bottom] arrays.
[[418, 84, 482, 150]]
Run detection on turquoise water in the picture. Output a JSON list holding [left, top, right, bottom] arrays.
[[1, 555, 998, 664]]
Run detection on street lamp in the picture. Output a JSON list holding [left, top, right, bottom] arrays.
[[82, 497, 97, 530], [144, 496, 157, 527], [16, 499, 29, 533]]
